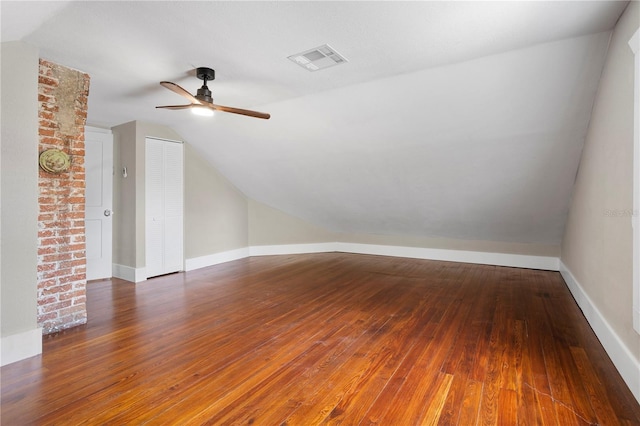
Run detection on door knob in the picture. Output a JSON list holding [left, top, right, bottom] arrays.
[[104, 209, 113, 217]]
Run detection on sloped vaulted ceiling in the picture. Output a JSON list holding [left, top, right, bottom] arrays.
[[1, 1, 629, 246]]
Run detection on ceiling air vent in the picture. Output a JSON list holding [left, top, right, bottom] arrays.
[[288, 44, 348, 72]]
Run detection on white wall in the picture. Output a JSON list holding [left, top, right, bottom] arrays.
[[111, 121, 136, 268], [561, 2, 640, 402], [185, 143, 248, 258], [0, 41, 42, 365], [248, 199, 337, 247]]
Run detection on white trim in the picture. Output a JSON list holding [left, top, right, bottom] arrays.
[[187, 243, 559, 272], [560, 261, 640, 403], [145, 136, 182, 144], [0, 327, 43, 366], [630, 29, 639, 55], [629, 28, 640, 334], [246, 242, 559, 271], [185, 248, 251, 271], [85, 125, 112, 134], [334, 242, 559, 271], [112, 264, 147, 283]]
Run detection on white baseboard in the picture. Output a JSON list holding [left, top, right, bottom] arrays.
[[560, 261, 640, 403], [334, 242, 559, 271], [1, 327, 43, 366], [131, 244, 559, 282], [247, 242, 558, 271], [112, 264, 146, 283], [185, 248, 251, 271]]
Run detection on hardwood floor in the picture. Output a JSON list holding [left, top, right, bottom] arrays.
[[2, 253, 639, 425]]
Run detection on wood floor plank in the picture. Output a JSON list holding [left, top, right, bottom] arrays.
[[497, 388, 518, 425], [456, 379, 483, 425], [273, 282, 430, 424], [570, 346, 624, 425], [31, 274, 360, 421], [91, 280, 382, 423], [1, 253, 638, 425], [322, 279, 449, 424], [418, 372, 455, 425], [376, 282, 471, 425], [200, 280, 415, 425]]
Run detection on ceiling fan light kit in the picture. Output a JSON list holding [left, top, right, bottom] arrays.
[[191, 105, 214, 117], [156, 67, 270, 120]]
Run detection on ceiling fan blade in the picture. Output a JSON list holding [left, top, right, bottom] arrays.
[[211, 103, 271, 120], [160, 81, 202, 104], [155, 104, 195, 110]]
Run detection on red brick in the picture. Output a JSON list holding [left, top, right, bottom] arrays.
[[39, 136, 62, 145], [65, 243, 85, 252], [58, 304, 85, 317], [42, 284, 72, 295], [39, 237, 71, 246], [60, 289, 84, 300], [39, 204, 60, 213], [38, 312, 58, 322], [59, 212, 83, 220], [39, 119, 58, 129], [72, 296, 87, 306], [38, 246, 57, 256], [37, 295, 58, 305], [38, 75, 58, 86], [60, 259, 85, 269], [67, 196, 84, 204], [37, 263, 56, 273], [38, 196, 56, 205], [38, 229, 55, 238], [41, 268, 72, 279], [40, 111, 55, 121], [38, 214, 55, 222], [58, 274, 85, 285], [42, 253, 72, 263], [37, 278, 57, 289], [40, 300, 72, 314], [38, 93, 55, 103]]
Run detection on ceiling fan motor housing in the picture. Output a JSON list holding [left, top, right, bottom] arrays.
[[196, 67, 215, 103], [196, 85, 213, 103]]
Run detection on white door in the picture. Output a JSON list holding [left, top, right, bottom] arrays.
[[85, 128, 113, 280], [145, 137, 184, 278]]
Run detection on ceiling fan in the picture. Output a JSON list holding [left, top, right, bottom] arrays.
[[156, 67, 270, 120]]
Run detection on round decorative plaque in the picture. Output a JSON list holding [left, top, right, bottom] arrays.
[[39, 149, 71, 174]]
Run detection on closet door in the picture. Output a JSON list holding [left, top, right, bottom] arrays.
[[145, 137, 184, 278]]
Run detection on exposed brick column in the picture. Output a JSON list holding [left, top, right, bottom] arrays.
[[37, 59, 90, 334]]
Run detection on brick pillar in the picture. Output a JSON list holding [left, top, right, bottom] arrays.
[[37, 59, 90, 334]]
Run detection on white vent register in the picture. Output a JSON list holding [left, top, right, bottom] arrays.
[[288, 44, 348, 72]]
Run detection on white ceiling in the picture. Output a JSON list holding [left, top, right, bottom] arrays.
[[1, 1, 629, 245]]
